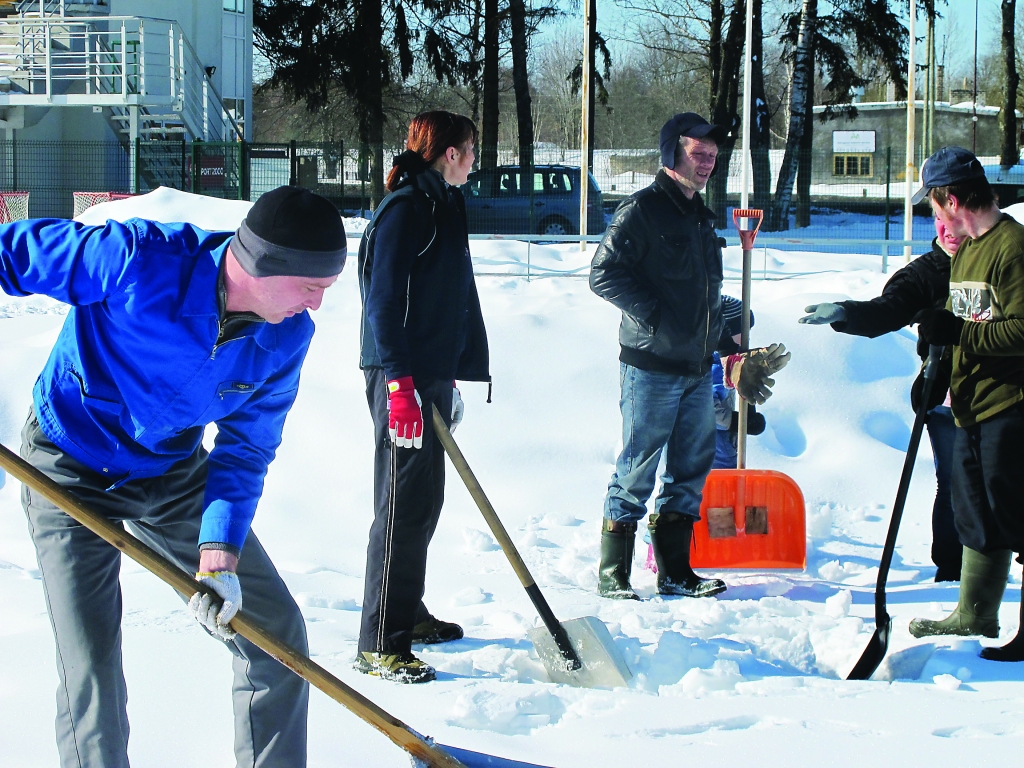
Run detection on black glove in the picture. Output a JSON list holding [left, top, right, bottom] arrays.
[[910, 346, 952, 413], [913, 308, 965, 346], [728, 406, 766, 436]]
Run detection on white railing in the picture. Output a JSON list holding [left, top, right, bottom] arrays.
[[0, 15, 240, 140]]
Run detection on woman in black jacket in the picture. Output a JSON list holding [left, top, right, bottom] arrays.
[[799, 218, 962, 581], [356, 111, 490, 683]]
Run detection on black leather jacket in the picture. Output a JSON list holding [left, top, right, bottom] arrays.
[[590, 170, 726, 375]]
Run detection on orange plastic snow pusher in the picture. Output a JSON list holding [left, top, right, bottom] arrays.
[[692, 469, 806, 569], [691, 209, 805, 570]]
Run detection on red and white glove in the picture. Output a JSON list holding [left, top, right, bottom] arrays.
[[387, 376, 423, 449]]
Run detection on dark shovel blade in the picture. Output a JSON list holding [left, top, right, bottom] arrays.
[[437, 745, 554, 768], [846, 614, 892, 680]]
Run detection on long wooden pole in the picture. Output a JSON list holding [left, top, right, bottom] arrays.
[[0, 444, 466, 768], [904, 2, 916, 264], [579, 0, 592, 252]]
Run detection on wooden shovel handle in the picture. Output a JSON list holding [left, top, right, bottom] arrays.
[[0, 442, 465, 768]]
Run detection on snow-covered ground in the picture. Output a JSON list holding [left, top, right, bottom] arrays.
[[3, 189, 1024, 766]]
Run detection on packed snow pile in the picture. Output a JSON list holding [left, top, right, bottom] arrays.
[[3, 192, 1024, 767]]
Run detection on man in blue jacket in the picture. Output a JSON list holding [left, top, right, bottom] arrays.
[[0, 186, 346, 768]]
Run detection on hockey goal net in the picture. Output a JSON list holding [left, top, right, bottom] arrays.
[[73, 192, 134, 219], [0, 191, 29, 223]]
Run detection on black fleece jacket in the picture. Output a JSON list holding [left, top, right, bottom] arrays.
[[358, 168, 490, 384], [832, 239, 952, 409]]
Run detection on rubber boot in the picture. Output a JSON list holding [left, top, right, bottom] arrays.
[[648, 512, 727, 598], [598, 520, 640, 600], [909, 546, 1012, 639], [981, 580, 1024, 662]]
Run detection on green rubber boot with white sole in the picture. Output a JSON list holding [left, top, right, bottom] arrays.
[[909, 546, 1012, 639]]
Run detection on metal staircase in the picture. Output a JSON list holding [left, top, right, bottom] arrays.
[[0, 3, 240, 190]]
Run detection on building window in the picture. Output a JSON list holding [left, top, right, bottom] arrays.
[[223, 0, 244, 12], [834, 154, 872, 176]]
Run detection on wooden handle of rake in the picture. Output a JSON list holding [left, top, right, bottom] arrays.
[[0, 442, 465, 768]]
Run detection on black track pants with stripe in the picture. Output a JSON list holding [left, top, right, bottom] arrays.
[[359, 368, 453, 654]]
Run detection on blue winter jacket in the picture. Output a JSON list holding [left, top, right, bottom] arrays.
[[0, 218, 314, 551]]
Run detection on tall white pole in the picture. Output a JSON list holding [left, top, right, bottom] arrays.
[[740, 0, 753, 210], [579, 3, 592, 252], [904, 1, 916, 263]]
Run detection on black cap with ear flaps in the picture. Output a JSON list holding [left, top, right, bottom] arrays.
[[659, 113, 727, 170]]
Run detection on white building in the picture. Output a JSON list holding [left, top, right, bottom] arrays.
[[0, 0, 252, 214]]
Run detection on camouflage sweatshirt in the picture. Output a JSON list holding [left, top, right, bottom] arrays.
[[949, 213, 1024, 427]]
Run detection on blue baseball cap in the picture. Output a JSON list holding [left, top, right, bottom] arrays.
[[659, 113, 727, 170], [911, 146, 986, 205]]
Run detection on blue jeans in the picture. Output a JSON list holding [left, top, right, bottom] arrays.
[[604, 363, 716, 525]]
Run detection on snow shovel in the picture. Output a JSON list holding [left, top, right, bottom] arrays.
[[847, 344, 943, 680], [431, 405, 632, 689], [0, 443, 538, 768], [690, 209, 805, 570]]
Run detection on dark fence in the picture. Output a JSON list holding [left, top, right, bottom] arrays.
[[2, 139, 996, 244]]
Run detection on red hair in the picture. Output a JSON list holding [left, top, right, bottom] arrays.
[[386, 111, 478, 191]]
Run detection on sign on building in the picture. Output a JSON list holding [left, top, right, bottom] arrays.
[[833, 131, 876, 153]]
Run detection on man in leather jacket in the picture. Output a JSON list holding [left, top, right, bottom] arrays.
[[590, 113, 789, 600]]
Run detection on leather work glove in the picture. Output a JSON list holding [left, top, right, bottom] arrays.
[[189, 571, 242, 641], [798, 303, 846, 325], [387, 376, 423, 449], [913, 308, 965, 346], [725, 343, 791, 405], [451, 384, 465, 433]]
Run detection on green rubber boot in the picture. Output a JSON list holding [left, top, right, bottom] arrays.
[[649, 511, 727, 598], [909, 547, 1012, 639], [598, 520, 640, 600]]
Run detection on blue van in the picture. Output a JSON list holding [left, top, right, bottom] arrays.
[[461, 164, 605, 235]]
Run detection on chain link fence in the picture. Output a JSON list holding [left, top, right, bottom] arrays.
[[0, 139, 989, 247]]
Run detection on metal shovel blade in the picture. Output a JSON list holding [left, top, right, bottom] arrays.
[[847, 614, 892, 681], [528, 616, 632, 689]]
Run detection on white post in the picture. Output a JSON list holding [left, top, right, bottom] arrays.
[[579, 1, 592, 252], [203, 78, 209, 141], [120, 20, 127, 96], [44, 21, 50, 98], [904, 4, 916, 263], [740, 0, 753, 210], [169, 27, 175, 101], [138, 20, 145, 96]]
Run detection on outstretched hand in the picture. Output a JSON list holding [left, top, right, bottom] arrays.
[[798, 303, 846, 325]]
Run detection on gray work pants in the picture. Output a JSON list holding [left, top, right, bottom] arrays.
[[19, 412, 308, 768]]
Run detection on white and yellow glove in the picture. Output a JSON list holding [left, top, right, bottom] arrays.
[[189, 570, 242, 641]]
